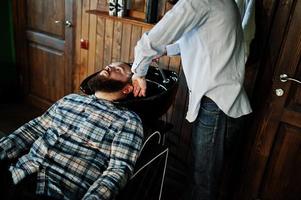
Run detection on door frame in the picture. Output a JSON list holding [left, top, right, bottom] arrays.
[[12, 0, 29, 96]]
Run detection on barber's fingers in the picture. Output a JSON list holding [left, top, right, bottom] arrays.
[[133, 83, 140, 97], [138, 86, 146, 97], [133, 86, 146, 97], [133, 81, 146, 97], [132, 77, 146, 97]]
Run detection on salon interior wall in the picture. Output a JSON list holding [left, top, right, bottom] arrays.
[[0, 0, 19, 102]]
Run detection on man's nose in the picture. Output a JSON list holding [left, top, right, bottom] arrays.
[[105, 66, 112, 71]]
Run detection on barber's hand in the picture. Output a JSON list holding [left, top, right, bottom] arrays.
[[132, 76, 147, 97], [152, 51, 167, 63]]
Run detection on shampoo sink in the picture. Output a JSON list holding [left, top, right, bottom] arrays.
[[80, 66, 179, 124]]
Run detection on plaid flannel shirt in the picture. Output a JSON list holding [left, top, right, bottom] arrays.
[[0, 94, 143, 200]]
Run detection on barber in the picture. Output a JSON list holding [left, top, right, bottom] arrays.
[[131, 0, 252, 199]]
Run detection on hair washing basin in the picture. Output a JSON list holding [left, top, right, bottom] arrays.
[[80, 66, 179, 124]]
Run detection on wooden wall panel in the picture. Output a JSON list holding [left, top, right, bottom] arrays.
[[129, 26, 142, 62], [169, 56, 181, 73], [73, 0, 83, 92], [95, 17, 105, 71], [87, 0, 98, 75], [79, 0, 90, 90], [112, 21, 123, 63], [121, 24, 132, 63], [171, 70, 190, 138], [104, 19, 114, 66]]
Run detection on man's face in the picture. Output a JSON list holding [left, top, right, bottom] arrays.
[[87, 62, 132, 93], [99, 62, 132, 83]]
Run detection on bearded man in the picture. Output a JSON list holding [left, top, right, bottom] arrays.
[[0, 62, 143, 200]]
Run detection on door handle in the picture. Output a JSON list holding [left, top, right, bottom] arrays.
[[65, 20, 73, 28], [280, 74, 301, 84], [54, 20, 72, 28]]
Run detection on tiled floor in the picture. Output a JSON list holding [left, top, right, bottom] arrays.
[[0, 102, 189, 200]]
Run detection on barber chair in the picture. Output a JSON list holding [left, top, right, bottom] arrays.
[[116, 131, 169, 200]]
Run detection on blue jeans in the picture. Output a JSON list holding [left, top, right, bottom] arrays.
[[188, 97, 242, 200]]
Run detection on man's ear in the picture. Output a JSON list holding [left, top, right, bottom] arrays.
[[122, 84, 133, 94]]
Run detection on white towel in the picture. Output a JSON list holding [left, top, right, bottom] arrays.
[[235, 0, 256, 60]]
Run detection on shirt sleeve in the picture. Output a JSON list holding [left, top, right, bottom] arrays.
[[82, 117, 143, 200], [166, 42, 181, 56], [132, 0, 210, 76], [0, 99, 61, 160], [241, 0, 255, 59]]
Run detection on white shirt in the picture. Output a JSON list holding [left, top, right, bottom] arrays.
[[132, 0, 252, 122], [235, 0, 256, 58]]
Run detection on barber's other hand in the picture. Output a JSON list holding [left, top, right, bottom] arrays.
[[132, 76, 147, 97]]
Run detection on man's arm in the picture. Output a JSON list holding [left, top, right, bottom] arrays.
[[83, 117, 143, 200], [132, 0, 210, 77], [0, 100, 60, 161], [131, 0, 209, 97]]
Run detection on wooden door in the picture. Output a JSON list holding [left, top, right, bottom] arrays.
[[14, 0, 74, 109], [238, 0, 301, 199]]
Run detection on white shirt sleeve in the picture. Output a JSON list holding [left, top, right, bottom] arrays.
[[235, 0, 255, 59], [242, 0, 255, 58], [166, 42, 181, 56], [132, 0, 210, 76]]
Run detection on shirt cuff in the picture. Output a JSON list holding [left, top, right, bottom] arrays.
[[131, 32, 162, 77], [166, 43, 180, 56], [131, 56, 152, 77]]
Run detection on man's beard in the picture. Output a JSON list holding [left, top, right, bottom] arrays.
[[87, 74, 128, 93]]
